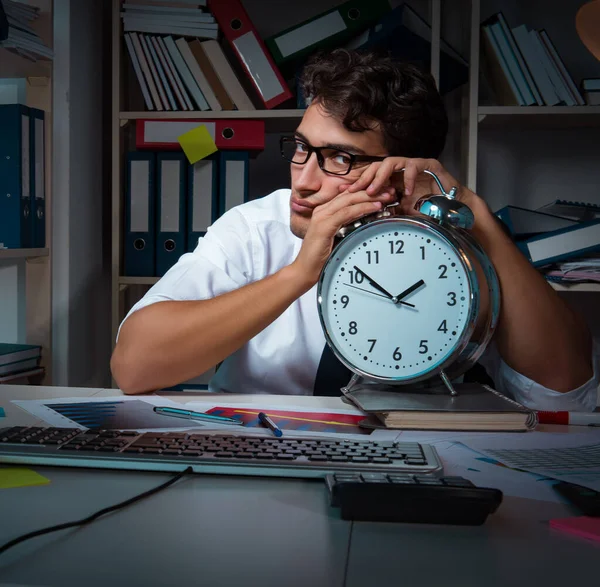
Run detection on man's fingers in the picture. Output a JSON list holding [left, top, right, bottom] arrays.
[[347, 162, 382, 193], [366, 160, 405, 195]]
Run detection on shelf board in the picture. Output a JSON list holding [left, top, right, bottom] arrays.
[[120, 109, 305, 133], [0, 248, 49, 260], [478, 106, 600, 128], [119, 276, 159, 285], [549, 281, 600, 293], [118, 275, 599, 293], [120, 110, 306, 120]]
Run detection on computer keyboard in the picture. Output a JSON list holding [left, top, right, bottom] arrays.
[[326, 472, 503, 525], [0, 426, 442, 479]]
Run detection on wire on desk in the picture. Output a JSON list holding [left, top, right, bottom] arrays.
[[0, 466, 193, 557]]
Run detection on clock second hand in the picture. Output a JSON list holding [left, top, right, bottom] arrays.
[[343, 283, 415, 308]]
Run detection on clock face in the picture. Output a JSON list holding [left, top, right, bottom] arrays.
[[318, 219, 474, 382]]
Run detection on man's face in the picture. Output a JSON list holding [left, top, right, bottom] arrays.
[[289, 101, 388, 239]]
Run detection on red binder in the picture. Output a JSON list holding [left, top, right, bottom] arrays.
[[135, 119, 265, 151], [207, 0, 293, 109]]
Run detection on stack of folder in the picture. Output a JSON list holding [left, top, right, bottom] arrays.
[[125, 117, 264, 277], [0, 343, 43, 383], [123, 0, 293, 111], [495, 202, 600, 277], [0, 104, 45, 250]]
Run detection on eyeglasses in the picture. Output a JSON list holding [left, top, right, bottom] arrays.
[[280, 136, 387, 176]]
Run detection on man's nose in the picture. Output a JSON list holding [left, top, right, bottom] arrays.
[[294, 152, 322, 193]]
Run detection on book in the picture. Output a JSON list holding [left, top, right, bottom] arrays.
[[188, 39, 235, 110], [342, 382, 538, 431], [481, 14, 536, 105], [0, 343, 41, 367], [0, 356, 40, 376], [583, 90, 600, 106], [495, 205, 580, 239], [536, 200, 600, 222], [511, 24, 560, 106], [0, 0, 53, 60], [0, 366, 44, 384], [199, 39, 255, 110]]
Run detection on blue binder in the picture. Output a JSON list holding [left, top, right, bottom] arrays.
[[187, 153, 218, 252], [0, 104, 32, 248], [124, 152, 156, 277], [29, 107, 46, 248], [516, 219, 600, 267], [156, 152, 186, 276], [218, 150, 249, 217]]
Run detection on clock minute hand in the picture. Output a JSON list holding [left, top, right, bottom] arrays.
[[394, 279, 425, 304], [343, 283, 415, 308], [352, 266, 395, 301]]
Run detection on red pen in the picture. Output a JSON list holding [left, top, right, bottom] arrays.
[[537, 411, 600, 426]]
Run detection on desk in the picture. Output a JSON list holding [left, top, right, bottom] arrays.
[[1, 385, 599, 587]]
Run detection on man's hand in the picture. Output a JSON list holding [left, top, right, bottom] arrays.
[[290, 188, 396, 288], [340, 157, 480, 217]]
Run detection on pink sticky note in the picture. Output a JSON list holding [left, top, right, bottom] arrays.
[[550, 516, 600, 542]]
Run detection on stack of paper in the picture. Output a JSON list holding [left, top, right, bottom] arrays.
[[544, 255, 600, 284], [0, 0, 53, 61]]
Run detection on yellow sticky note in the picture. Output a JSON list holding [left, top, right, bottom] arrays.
[[178, 125, 218, 164], [0, 467, 50, 489]]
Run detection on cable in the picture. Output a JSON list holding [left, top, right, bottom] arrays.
[[0, 466, 193, 556]]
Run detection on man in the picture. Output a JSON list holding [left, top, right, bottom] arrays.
[[111, 49, 598, 409]]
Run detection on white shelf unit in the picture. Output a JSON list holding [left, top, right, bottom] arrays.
[[110, 0, 599, 384], [464, 0, 600, 295], [0, 0, 53, 383]]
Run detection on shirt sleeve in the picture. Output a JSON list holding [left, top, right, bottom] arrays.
[[116, 208, 255, 340], [478, 338, 600, 411]]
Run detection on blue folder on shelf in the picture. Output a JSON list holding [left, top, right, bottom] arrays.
[[187, 153, 218, 253], [495, 205, 579, 240], [30, 107, 46, 248], [218, 150, 249, 217], [0, 104, 33, 249], [156, 152, 187, 277], [124, 152, 156, 277], [517, 220, 600, 267]]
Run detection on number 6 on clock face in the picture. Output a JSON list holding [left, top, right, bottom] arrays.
[[317, 217, 480, 384]]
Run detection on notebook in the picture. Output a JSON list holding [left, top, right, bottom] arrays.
[[342, 382, 538, 431], [0, 343, 41, 367]]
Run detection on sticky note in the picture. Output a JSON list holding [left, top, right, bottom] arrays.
[[178, 125, 218, 164], [0, 467, 50, 489]]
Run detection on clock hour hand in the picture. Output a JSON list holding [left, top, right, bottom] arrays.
[[394, 279, 425, 304], [353, 266, 395, 301], [343, 283, 415, 308]]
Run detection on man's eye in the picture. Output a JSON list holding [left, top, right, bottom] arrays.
[[332, 153, 352, 165], [296, 142, 308, 153]]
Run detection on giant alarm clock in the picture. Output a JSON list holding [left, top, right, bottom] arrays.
[[317, 170, 501, 395]]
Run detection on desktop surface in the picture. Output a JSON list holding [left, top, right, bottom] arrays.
[[1, 384, 600, 587]]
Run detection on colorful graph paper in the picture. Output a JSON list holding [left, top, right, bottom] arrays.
[[206, 407, 370, 435]]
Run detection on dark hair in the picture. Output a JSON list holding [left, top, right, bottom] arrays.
[[300, 48, 448, 159]]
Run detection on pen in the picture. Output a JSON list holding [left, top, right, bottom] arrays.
[[537, 411, 600, 427], [258, 412, 283, 437], [153, 406, 244, 426]]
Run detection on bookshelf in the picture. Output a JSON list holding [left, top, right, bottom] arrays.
[[110, 0, 314, 354], [110, 0, 600, 387], [0, 0, 53, 383], [464, 0, 600, 296]]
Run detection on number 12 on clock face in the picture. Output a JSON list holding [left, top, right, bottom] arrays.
[[318, 219, 476, 383]]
